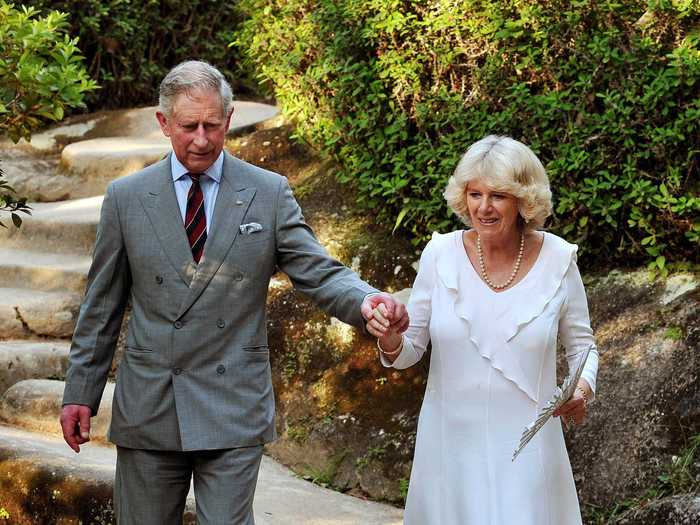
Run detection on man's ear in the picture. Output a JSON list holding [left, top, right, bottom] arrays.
[[225, 108, 234, 130], [155, 111, 171, 138]]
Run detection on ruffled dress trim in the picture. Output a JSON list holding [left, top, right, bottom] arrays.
[[433, 230, 577, 402]]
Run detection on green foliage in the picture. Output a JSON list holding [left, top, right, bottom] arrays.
[[0, 167, 31, 227], [0, 1, 97, 142], [0, 1, 92, 227], [664, 325, 683, 340], [235, 0, 700, 266], [22, 0, 252, 109], [399, 477, 409, 503], [657, 433, 700, 495]]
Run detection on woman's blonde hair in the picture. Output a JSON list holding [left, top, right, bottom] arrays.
[[443, 135, 552, 229]]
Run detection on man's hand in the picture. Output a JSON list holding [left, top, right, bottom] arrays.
[[361, 292, 409, 335], [60, 404, 92, 453]]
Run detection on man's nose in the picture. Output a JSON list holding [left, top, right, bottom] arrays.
[[193, 125, 208, 146]]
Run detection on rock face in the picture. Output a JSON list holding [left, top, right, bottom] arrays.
[[615, 495, 700, 524], [568, 271, 699, 516]]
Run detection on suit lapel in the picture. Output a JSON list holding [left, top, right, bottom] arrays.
[[138, 156, 197, 286], [176, 153, 256, 318]]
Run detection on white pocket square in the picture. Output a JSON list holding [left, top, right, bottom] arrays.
[[239, 222, 263, 235]]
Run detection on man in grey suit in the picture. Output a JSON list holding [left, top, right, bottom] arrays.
[[60, 60, 407, 524]]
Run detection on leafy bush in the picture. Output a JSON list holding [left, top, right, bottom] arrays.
[[235, 0, 699, 268], [0, 1, 97, 142], [1, 1, 96, 227], [23, 0, 251, 109]]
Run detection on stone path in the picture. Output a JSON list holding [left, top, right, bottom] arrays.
[[0, 103, 404, 523], [0, 425, 402, 524]]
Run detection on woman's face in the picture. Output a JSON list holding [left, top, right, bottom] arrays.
[[466, 179, 521, 240]]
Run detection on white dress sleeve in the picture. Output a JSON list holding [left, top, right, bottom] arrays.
[[380, 238, 438, 369], [559, 255, 599, 397]]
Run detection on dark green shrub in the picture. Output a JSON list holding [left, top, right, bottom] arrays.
[[235, 0, 699, 269], [23, 0, 251, 109]]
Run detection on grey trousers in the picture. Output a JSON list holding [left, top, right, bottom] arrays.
[[114, 445, 263, 525]]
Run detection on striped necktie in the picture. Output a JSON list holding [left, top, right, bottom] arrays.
[[185, 173, 207, 263]]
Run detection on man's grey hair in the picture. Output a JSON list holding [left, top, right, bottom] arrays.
[[159, 60, 234, 117]]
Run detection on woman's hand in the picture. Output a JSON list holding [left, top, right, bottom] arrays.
[[554, 379, 592, 429]]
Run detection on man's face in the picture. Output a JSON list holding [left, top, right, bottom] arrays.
[[156, 88, 232, 173]]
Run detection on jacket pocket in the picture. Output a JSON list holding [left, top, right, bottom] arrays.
[[125, 345, 153, 354], [242, 345, 269, 360]]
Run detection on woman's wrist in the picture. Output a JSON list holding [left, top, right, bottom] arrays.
[[575, 380, 592, 406], [377, 335, 404, 356]]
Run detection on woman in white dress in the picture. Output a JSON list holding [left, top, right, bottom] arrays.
[[367, 135, 599, 525]]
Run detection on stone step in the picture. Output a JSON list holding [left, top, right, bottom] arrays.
[[60, 137, 172, 198], [0, 248, 89, 293], [0, 287, 81, 338], [0, 146, 72, 202], [0, 425, 403, 524], [0, 379, 112, 442], [0, 341, 70, 396], [0, 196, 101, 255]]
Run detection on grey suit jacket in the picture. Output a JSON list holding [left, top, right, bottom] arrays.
[[63, 152, 377, 451]]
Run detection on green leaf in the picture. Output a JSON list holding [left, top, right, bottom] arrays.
[[393, 208, 408, 233]]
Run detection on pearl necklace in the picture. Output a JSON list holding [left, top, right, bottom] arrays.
[[476, 231, 525, 290]]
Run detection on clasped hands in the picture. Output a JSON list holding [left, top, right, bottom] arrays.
[[361, 292, 409, 341]]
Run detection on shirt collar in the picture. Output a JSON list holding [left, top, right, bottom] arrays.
[[170, 151, 224, 184]]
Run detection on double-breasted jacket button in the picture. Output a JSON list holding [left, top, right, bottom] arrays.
[[216, 365, 226, 375], [174, 320, 183, 329], [173, 367, 183, 375], [217, 319, 225, 328], [155, 275, 163, 284]]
